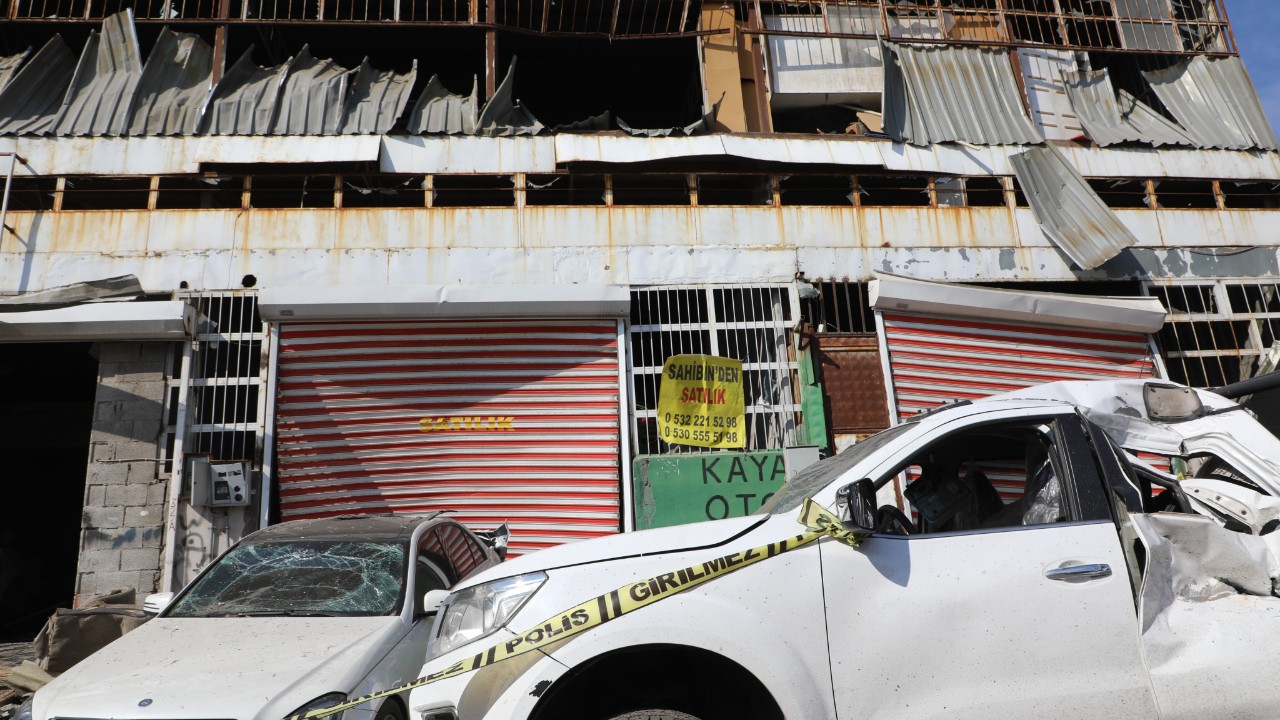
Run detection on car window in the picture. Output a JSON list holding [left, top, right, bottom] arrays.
[[414, 555, 451, 611], [760, 422, 915, 514], [166, 540, 407, 618], [876, 419, 1079, 535], [437, 523, 488, 579]]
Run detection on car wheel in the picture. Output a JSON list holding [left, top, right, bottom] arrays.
[[374, 699, 406, 720], [605, 711, 701, 720]]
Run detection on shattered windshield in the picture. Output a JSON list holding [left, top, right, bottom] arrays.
[[166, 540, 408, 618], [758, 423, 915, 514]]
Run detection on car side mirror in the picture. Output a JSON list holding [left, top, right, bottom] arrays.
[[421, 589, 451, 617], [478, 523, 510, 560], [143, 592, 175, 615], [837, 479, 878, 534]]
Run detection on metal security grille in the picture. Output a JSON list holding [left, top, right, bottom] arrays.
[[630, 285, 802, 454], [164, 292, 269, 475], [1146, 280, 1280, 388], [272, 318, 623, 554]]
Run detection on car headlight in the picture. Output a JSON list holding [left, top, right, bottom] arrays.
[[14, 695, 33, 720], [429, 572, 547, 656], [285, 692, 346, 720]]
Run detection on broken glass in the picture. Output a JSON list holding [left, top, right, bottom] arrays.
[[167, 540, 407, 618]]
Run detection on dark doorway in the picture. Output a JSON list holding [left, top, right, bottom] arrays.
[[0, 343, 97, 641]]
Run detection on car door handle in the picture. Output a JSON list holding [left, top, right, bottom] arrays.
[[1044, 563, 1112, 581]]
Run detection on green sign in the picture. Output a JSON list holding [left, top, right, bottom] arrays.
[[633, 451, 788, 530]]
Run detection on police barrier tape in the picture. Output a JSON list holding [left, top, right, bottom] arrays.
[[286, 498, 861, 720]]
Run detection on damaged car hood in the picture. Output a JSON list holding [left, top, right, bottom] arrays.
[[996, 379, 1280, 497], [459, 515, 767, 589], [34, 616, 403, 719]]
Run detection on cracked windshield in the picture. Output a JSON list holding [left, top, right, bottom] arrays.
[[166, 540, 408, 618]]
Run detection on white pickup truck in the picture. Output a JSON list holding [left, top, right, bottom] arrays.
[[408, 378, 1280, 720]]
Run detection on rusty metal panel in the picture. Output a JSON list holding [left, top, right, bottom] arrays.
[[1010, 144, 1138, 270], [127, 28, 215, 137], [1144, 56, 1279, 152], [341, 59, 417, 135], [203, 47, 294, 135], [0, 36, 76, 136], [270, 46, 355, 136], [880, 312, 1159, 422], [883, 41, 1042, 146], [273, 318, 622, 555], [405, 75, 478, 135], [53, 10, 144, 137], [816, 333, 889, 434]]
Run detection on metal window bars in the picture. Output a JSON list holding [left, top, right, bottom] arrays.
[[1145, 279, 1280, 389], [629, 284, 804, 455]]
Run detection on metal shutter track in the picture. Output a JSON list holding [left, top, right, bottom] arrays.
[[275, 319, 622, 554]]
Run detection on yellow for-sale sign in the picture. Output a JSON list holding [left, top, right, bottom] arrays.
[[657, 354, 746, 449]]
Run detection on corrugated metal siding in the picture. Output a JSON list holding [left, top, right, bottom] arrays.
[[1063, 68, 1195, 147], [1143, 56, 1279, 151], [270, 46, 355, 136], [274, 319, 623, 555], [880, 313, 1158, 422], [0, 36, 76, 136], [0, 49, 31, 95], [341, 60, 417, 135], [1009, 144, 1137, 270], [52, 10, 143, 137], [882, 42, 1042, 147], [127, 28, 214, 136], [475, 59, 544, 137], [406, 75, 478, 135], [203, 48, 294, 136]]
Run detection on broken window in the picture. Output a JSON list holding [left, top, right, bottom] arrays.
[[166, 540, 407, 617], [1220, 181, 1280, 210], [1, 177, 57, 211], [629, 285, 802, 454], [611, 175, 690, 206], [964, 177, 1007, 207], [1147, 281, 1280, 388], [1088, 178, 1149, 208], [431, 174, 515, 207], [1152, 179, 1217, 209], [342, 175, 427, 208], [778, 175, 855, 206], [525, 174, 606, 206], [697, 175, 772, 206], [934, 176, 965, 207], [156, 176, 245, 210], [60, 176, 151, 211], [249, 175, 336, 209], [857, 175, 930, 207]]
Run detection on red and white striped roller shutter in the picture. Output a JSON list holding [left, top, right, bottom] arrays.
[[881, 313, 1159, 422], [274, 318, 622, 555]]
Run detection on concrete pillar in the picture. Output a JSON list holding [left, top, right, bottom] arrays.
[[76, 342, 171, 603]]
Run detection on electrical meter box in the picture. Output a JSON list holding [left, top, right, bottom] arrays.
[[209, 462, 251, 507]]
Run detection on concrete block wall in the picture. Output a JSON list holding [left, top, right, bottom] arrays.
[[76, 342, 171, 602]]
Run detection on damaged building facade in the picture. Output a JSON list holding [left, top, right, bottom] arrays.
[[0, 0, 1277, 635]]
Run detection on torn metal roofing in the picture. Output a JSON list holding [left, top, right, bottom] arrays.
[[882, 42, 1042, 147], [406, 75, 477, 135], [476, 59, 543, 137], [617, 98, 721, 138], [270, 46, 355, 136], [1143, 56, 1279, 152], [340, 60, 417, 135], [1009, 144, 1138, 270], [0, 37, 76, 136], [52, 10, 144, 137], [0, 49, 31, 95], [1063, 69, 1193, 147], [203, 47, 294, 135], [552, 111, 611, 134], [127, 28, 214, 136]]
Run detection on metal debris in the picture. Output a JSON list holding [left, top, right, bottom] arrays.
[[270, 45, 355, 136], [1063, 69, 1194, 147], [406, 75, 477, 135], [0, 49, 31, 95], [476, 59, 543, 137], [340, 59, 417, 135], [127, 27, 214, 136], [0, 36, 76, 136], [1143, 56, 1279, 152], [52, 10, 144, 137], [203, 47, 294, 136]]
